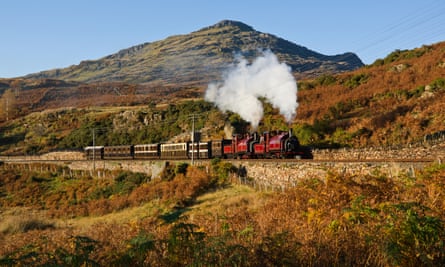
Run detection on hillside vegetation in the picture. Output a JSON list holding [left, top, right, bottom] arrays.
[[0, 42, 444, 153], [295, 42, 445, 147], [1, 160, 445, 266]]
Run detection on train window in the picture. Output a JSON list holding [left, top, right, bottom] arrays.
[[161, 143, 187, 152]]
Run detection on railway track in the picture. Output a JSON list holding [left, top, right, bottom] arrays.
[[0, 156, 436, 165]]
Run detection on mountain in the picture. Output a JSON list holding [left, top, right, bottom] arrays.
[[24, 20, 363, 85]]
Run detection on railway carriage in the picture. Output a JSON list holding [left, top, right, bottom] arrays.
[[103, 145, 134, 159], [210, 139, 232, 159], [134, 144, 161, 159], [160, 142, 189, 159], [189, 141, 211, 159], [84, 146, 104, 160]]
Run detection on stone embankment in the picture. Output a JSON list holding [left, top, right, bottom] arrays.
[[1, 143, 443, 191], [232, 143, 444, 191], [233, 160, 426, 191], [0, 151, 85, 161], [313, 144, 444, 162], [68, 160, 167, 179]]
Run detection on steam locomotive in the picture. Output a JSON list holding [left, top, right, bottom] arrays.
[[84, 130, 313, 160]]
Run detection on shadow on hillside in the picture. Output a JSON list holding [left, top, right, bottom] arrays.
[[159, 207, 191, 224], [0, 125, 26, 153]]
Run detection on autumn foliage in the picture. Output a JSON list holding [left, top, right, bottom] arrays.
[[296, 42, 445, 147], [1, 161, 445, 266], [1, 41, 444, 153]]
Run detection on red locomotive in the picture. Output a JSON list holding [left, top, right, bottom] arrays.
[[223, 130, 313, 159]]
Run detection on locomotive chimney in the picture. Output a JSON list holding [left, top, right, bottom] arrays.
[[288, 123, 292, 137]]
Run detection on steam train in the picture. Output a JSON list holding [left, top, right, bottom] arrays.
[[84, 130, 313, 160]]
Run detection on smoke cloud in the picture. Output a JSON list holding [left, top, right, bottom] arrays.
[[205, 50, 298, 129]]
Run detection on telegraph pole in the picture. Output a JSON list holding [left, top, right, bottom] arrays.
[[191, 115, 195, 165], [5, 97, 8, 121], [92, 128, 95, 172], [189, 114, 201, 166]]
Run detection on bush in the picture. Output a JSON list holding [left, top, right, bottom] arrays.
[[331, 127, 353, 146], [315, 74, 337, 86], [382, 203, 445, 266], [113, 171, 150, 195], [297, 81, 315, 91], [370, 58, 384, 67], [113, 231, 155, 266], [430, 78, 445, 91], [211, 159, 236, 186], [342, 73, 369, 88], [293, 123, 318, 145], [175, 163, 189, 176]]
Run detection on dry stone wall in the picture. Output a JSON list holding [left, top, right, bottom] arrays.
[[313, 144, 444, 162], [233, 160, 427, 191], [234, 144, 444, 191]]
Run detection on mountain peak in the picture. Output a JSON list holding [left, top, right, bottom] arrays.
[[196, 19, 255, 34], [212, 20, 255, 31], [25, 20, 364, 84]]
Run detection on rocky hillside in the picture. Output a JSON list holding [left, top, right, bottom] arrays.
[[24, 20, 363, 85]]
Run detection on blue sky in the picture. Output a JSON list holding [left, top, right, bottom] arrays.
[[1, 0, 444, 78]]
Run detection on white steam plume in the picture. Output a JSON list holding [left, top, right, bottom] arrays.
[[205, 50, 298, 129]]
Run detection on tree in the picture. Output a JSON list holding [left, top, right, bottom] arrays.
[[0, 89, 17, 121], [10, 79, 23, 98]]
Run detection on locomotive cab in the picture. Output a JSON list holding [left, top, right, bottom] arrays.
[[285, 133, 313, 159], [256, 130, 313, 159], [284, 135, 300, 152]]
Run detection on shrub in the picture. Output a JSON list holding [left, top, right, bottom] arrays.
[[113, 171, 150, 195], [382, 203, 445, 266], [408, 86, 425, 98], [430, 78, 445, 91], [331, 127, 353, 146], [293, 123, 319, 145], [53, 236, 99, 267], [315, 74, 337, 86], [175, 163, 189, 176], [160, 163, 177, 181], [211, 159, 237, 186], [297, 81, 315, 91], [342, 73, 369, 88], [113, 231, 155, 266], [370, 58, 384, 67]]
